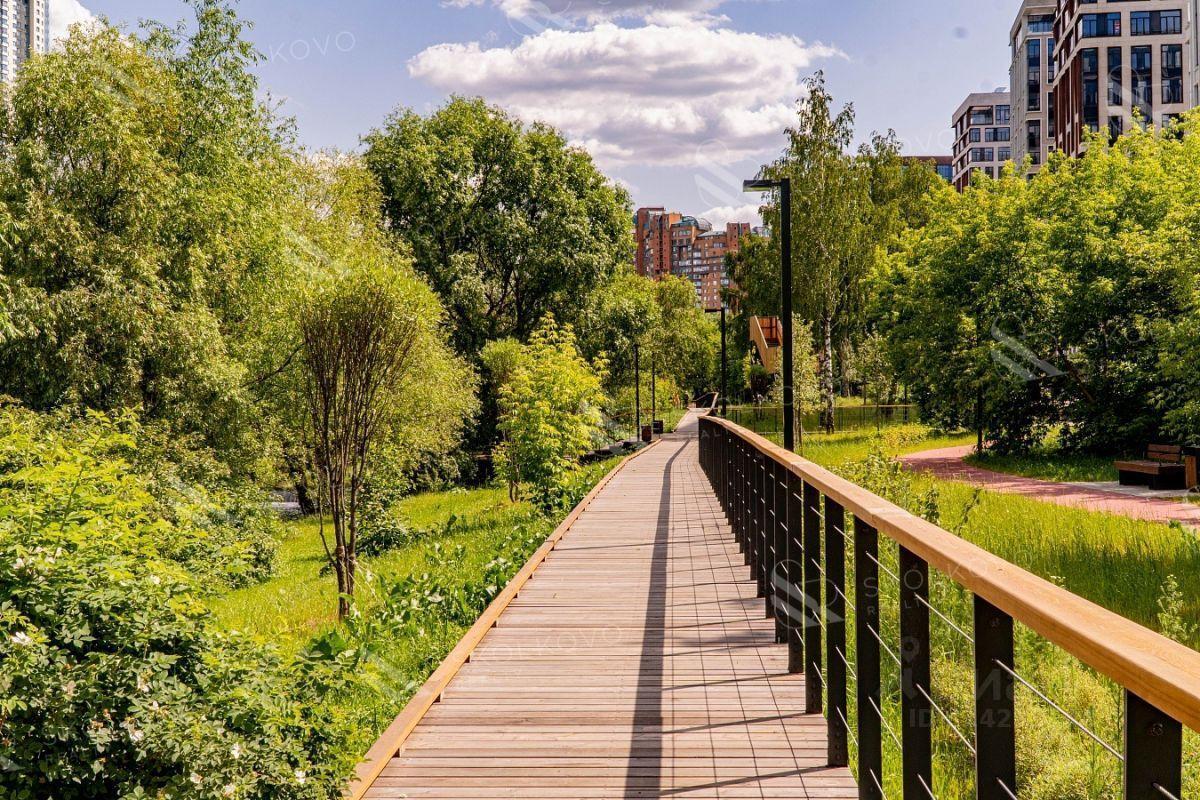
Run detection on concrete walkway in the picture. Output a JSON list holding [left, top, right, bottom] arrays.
[[903, 445, 1200, 527]]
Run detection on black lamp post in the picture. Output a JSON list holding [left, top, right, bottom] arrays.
[[704, 304, 729, 417], [744, 177, 795, 453], [634, 342, 641, 440]]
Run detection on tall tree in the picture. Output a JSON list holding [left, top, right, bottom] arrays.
[[363, 98, 632, 359], [756, 73, 872, 432]]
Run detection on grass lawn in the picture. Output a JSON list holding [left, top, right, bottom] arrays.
[[210, 485, 540, 650], [965, 448, 1121, 483]]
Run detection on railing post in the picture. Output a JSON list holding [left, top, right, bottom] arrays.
[[786, 471, 805, 674], [753, 453, 765, 596], [771, 460, 788, 637], [803, 483, 823, 715], [855, 519, 883, 800], [737, 437, 747, 552], [825, 498, 848, 767], [762, 456, 777, 616], [899, 546, 933, 800], [974, 597, 1016, 800], [1124, 691, 1182, 800]]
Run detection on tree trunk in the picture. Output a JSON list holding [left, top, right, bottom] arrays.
[[295, 479, 317, 516], [820, 314, 836, 434]]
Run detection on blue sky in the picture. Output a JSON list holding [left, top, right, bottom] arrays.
[[62, 0, 1019, 224]]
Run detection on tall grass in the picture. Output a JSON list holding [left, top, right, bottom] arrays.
[[781, 426, 1200, 798]]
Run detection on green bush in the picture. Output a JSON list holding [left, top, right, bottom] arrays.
[[0, 405, 279, 589], [0, 410, 353, 799]]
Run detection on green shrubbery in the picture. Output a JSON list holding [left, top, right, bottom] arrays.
[[0, 407, 353, 799]]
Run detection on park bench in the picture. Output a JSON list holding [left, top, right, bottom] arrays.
[[1115, 444, 1187, 490]]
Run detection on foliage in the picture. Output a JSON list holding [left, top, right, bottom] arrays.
[[882, 115, 1200, 453], [0, 4, 300, 471], [362, 97, 632, 361], [493, 318, 606, 511], [0, 407, 351, 800], [299, 261, 474, 618]]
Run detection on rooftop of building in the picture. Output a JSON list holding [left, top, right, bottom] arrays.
[[953, 89, 1011, 122]]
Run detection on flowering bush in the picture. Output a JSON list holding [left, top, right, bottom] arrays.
[[0, 407, 353, 798]]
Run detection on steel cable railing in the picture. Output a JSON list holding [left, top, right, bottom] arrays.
[[698, 414, 1197, 800]]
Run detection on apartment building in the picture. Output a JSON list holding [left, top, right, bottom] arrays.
[[1011, 1, 1057, 174], [634, 207, 681, 280], [0, 0, 48, 84], [633, 209, 751, 310], [1052, 0, 1193, 157], [672, 217, 750, 311], [952, 90, 1013, 190]]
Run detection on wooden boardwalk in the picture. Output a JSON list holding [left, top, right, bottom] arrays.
[[364, 412, 857, 799]]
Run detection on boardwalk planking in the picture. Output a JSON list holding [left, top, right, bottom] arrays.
[[363, 412, 857, 799]]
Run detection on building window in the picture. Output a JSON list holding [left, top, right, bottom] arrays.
[[1130, 10, 1182, 36], [1027, 120, 1041, 154], [996, 105, 1011, 123], [1107, 47, 1123, 106], [1082, 48, 1100, 131], [1080, 12, 1121, 38], [998, 147, 1012, 162], [1132, 45, 1153, 121], [1162, 44, 1183, 105], [1109, 115, 1123, 143], [1027, 39, 1042, 111]]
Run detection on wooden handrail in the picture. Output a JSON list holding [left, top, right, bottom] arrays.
[[703, 414, 1200, 733], [344, 438, 664, 799]]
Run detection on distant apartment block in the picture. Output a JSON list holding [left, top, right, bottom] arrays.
[[1011, 1, 1057, 174], [634, 207, 681, 281], [1052, 0, 1194, 157], [633, 208, 752, 310], [0, 0, 48, 84], [952, 90, 1012, 190]]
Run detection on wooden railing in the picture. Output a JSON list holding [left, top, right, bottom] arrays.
[[699, 414, 1200, 800]]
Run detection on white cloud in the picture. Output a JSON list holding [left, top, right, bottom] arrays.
[[409, 23, 840, 167], [50, 0, 97, 47], [699, 202, 762, 228]]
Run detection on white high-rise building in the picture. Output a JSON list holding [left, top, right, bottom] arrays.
[[0, 0, 49, 84]]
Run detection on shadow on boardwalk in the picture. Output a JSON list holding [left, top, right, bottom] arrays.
[[366, 412, 856, 799]]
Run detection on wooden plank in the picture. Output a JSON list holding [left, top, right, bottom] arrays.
[[705, 414, 1200, 733], [346, 438, 664, 799], [355, 411, 856, 799]]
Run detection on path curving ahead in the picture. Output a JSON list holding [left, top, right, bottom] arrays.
[[360, 411, 856, 799], [902, 445, 1200, 528]]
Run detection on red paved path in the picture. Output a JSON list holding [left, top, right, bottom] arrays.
[[902, 445, 1200, 527]]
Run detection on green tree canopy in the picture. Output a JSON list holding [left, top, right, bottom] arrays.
[[363, 97, 633, 360]]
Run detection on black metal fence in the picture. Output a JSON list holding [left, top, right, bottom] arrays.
[[724, 404, 917, 436], [698, 415, 1192, 800]]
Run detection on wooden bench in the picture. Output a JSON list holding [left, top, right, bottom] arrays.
[[1115, 445, 1187, 490]]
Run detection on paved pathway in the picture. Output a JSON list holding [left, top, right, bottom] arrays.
[[364, 413, 856, 799], [903, 445, 1200, 527]]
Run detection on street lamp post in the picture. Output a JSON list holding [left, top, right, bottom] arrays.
[[744, 177, 795, 453], [634, 343, 641, 440], [704, 304, 729, 417]]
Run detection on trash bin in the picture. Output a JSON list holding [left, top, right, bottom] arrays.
[[641, 425, 654, 443], [652, 420, 664, 435]]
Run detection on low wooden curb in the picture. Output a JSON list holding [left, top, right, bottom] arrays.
[[345, 438, 664, 799]]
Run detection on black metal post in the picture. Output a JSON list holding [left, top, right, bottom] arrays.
[[899, 547, 933, 800], [721, 305, 728, 417], [825, 498, 848, 767], [771, 460, 787, 633], [780, 178, 794, 453], [651, 354, 657, 423], [786, 470, 805, 674], [634, 343, 641, 438], [856, 519, 883, 800], [1124, 692, 1182, 800], [974, 597, 1016, 800], [803, 483, 823, 714]]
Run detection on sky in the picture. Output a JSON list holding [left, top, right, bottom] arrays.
[[56, 0, 1020, 226]]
